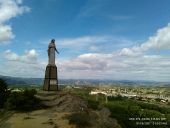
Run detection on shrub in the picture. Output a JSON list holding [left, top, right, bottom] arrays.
[[6, 89, 42, 112], [141, 109, 164, 118], [67, 112, 91, 128], [87, 99, 99, 110], [0, 79, 9, 108]]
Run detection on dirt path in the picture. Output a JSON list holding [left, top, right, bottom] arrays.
[[0, 109, 75, 128], [0, 111, 14, 128]]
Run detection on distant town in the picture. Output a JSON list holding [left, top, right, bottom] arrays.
[[89, 86, 170, 104]]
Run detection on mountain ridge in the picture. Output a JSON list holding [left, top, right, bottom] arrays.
[[0, 75, 169, 86]]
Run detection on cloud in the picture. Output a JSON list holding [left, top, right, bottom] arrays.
[[56, 36, 134, 54], [60, 53, 113, 71], [58, 36, 108, 46], [58, 52, 125, 79], [58, 52, 170, 81], [0, 49, 45, 77], [119, 48, 139, 57], [141, 23, 170, 50], [89, 46, 99, 52], [119, 23, 170, 57], [1, 22, 170, 81], [4, 49, 38, 63], [57, 23, 170, 81], [4, 49, 18, 60], [0, 24, 15, 43], [0, 0, 30, 44], [58, 36, 133, 47], [0, 60, 45, 78], [1, 33, 170, 81]]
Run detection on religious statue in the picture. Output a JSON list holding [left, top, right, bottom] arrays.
[[48, 39, 59, 65], [43, 39, 59, 91]]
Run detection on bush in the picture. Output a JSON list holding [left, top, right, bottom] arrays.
[[137, 102, 170, 114], [140, 109, 164, 118], [0, 79, 9, 108], [6, 89, 42, 111], [165, 114, 170, 125], [108, 95, 126, 101], [87, 99, 99, 110], [67, 112, 91, 128]]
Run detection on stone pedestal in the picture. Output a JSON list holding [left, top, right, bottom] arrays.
[[43, 65, 58, 91]]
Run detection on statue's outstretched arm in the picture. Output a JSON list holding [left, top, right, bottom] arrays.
[[55, 48, 59, 54]]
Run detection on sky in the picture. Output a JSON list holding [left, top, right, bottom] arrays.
[[1, 0, 170, 82]]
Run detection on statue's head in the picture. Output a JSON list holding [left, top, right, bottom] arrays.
[[51, 39, 55, 43]]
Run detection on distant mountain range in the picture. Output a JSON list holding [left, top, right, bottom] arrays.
[[0, 75, 43, 85], [0, 75, 169, 86]]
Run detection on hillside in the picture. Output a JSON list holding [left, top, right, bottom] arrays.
[[0, 75, 43, 86], [0, 91, 121, 128]]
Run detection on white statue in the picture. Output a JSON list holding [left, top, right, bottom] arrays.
[[48, 39, 59, 65]]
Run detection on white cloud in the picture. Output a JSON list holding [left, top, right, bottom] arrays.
[[4, 49, 38, 63], [59, 53, 124, 78], [60, 53, 113, 71], [58, 36, 108, 46], [119, 48, 140, 57], [1, 22, 170, 81], [0, 24, 15, 43], [23, 49, 38, 62], [89, 46, 99, 52], [119, 23, 170, 57], [0, 0, 30, 23], [141, 23, 170, 50], [0, 60, 45, 78], [0, 49, 45, 77], [4, 49, 19, 60], [57, 23, 170, 81], [55, 36, 134, 55], [57, 52, 170, 81], [0, 0, 30, 44]]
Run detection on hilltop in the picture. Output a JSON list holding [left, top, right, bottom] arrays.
[[0, 90, 120, 128]]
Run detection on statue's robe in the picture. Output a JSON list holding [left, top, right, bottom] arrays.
[[48, 42, 56, 65]]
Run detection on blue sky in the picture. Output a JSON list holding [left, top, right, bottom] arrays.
[[1, 0, 170, 81]]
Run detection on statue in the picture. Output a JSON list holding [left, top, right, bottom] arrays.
[[43, 39, 59, 91], [48, 39, 59, 65]]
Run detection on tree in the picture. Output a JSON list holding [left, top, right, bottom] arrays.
[[0, 79, 8, 108]]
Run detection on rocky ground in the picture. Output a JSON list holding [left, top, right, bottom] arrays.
[[36, 91, 88, 112]]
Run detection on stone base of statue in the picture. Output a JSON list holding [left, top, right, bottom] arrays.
[[43, 65, 58, 91]]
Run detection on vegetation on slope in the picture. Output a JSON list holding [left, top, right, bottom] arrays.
[[0, 79, 43, 112], [0, 79, 9, 108], [67, 112, 91, 128], [6, 89, 43, 111], [72, 87, 170, 128], [106, 96, 170, 128]]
